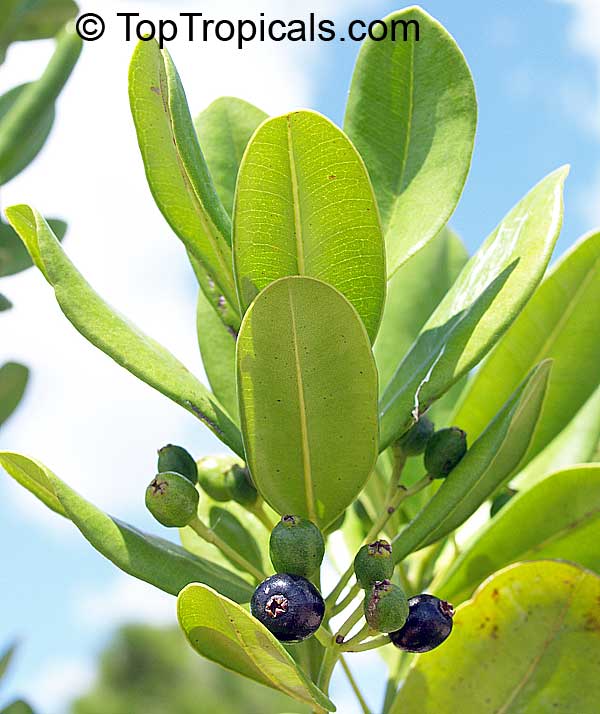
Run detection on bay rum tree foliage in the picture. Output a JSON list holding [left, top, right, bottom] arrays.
[[3, 7, 600, 713]]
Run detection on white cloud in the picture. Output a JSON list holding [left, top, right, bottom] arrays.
[[28, 658, 95, 714], [75, 573, 175, 630]]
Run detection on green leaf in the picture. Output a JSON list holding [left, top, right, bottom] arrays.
[[0, 362, 29, 428], [0, 293, 12, 311], [5, 205, 243, 456], [374, 226, 468, 393], [177, 583, 335, 711], [438, 465, 600, 603], [391, 560, 600, 714], [514, 384, 600, 489], [453, 229, 600, 468], [0, 217, 66, 277], [392, 361, 551, 563], [233, 110, 386, 342], [0, 452, 253, 602], [0, 0, 78, 64], [195, 97, 267, 217], [237, 276, 378, 530], [180, 488, 269, 581], [0, 24, 81, 185], [344, 7, 477, 279], [0, 642, 16, 683], [379, 167, 567, 450], [128, 40, 239, 329], [196, 284, 238, 423], [1, 701, 35, 714], [0, 83, 54, 184]]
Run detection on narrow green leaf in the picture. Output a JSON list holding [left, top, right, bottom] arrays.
[[391, 561, 600, 714], [392, 361, 551, 563], [5, 205, 243, 455], [196, 286, 238, 422], [379, 167, 567, 450], [374, 226, 468, 393], [0, 24, 81, 185], [345, 7, 477, 278], [514, 384, 600, 489], [0, 642, 16, 683], [233, 110, 386, 342], [195, 97, 267, 217], [0, 452, 253, 602], [0, 293, 12, 311], [177, 583, 335, 711], [0, 0, 78, 64], [0, 362, 29, 428], [438, 465, 600, 603], [128, 40, 239, 329], [237, 276, 378, 530], [453, 229, 600, 466], [0, 218, 66, 277]]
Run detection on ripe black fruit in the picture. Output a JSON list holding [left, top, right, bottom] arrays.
[[269, 515, 325, 578], [396, 415, 435, 456], [389, 593, 454, 653], [424, 427, 467, 478], [251, 573, 325, 642]]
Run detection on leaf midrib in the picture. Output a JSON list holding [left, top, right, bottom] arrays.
[[286, 115, 306, 274]]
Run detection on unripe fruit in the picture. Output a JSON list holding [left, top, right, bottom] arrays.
[[196, 455, 237, 502], [251, 573, 325, 642], [389, 594, 454, 652], [225, 464, 258, 506], [145, 471, 199, 527], [396, 416, 435, 456], [353, 539, 394, 589], [269, 515, 325, 578], [157, 444, 197, 484], [364, 579, 409, 633], [424, 427, 467, 478]]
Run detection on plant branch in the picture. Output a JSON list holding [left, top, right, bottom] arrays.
[[342, 634, 390, 653], [189, 517, 265, 582]]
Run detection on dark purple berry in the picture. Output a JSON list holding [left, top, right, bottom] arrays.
[[251, 573, 325, 643], [389, 593, 454, 653]]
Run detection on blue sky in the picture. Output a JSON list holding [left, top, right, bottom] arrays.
[[1, 1, 599, 712]]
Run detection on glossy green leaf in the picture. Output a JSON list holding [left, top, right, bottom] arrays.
[[0, 24, 81, 185], [453, 229, 600, 469], [345, 7, 476, 278], [514, 384, 600, 489], [180, 488, 268, 581], [392, 361, 551, 563], [0, 362, 29, 428], [233, 110, 385, 342], [0, 218, 66, 277], [391, 561, 600, 714], [237, 276, 378, 529], [0, 83, 54, 184], [5, 205, 243, 455], [196, 286, 238, 422], [438, 465, 600, 603], [129, 40, 239, 329], [379, 167, 567, 450], [195, 97, 267, 217], [374, 226, 468, 393], [177, 583, 335, 711], [0, 452, 253, 603], [0, 0, 77, 64]]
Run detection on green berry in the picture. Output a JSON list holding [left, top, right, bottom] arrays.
[[424, 427, 467, 479], [225, 464, 258, 506], [197, 455, 238, 502], [145, 472, 199, 527], [157, 444, 197, 484], [270, 515, 325, 578], [353, 539, 394, 589], [396, 416, 435, 456], [364, 580, 409, 633]]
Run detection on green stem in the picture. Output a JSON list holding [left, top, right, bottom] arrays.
[[248, 500, 277, 531], [331, 583, 361, 616], [339, 622, 372, 651], [342, 634, 390, 653], [189, 517, 265, 582], [317, 647, 339, 695], [340, 656, 371, 714]]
